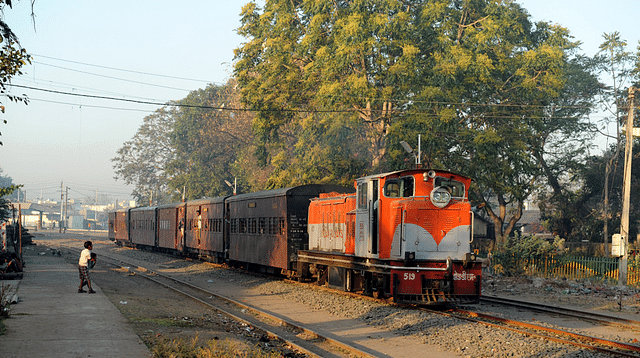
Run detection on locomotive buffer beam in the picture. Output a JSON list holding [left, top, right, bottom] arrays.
[[297, 251, 452, 274]]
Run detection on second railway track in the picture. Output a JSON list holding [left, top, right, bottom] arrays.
[[481, 295, 640, 330]]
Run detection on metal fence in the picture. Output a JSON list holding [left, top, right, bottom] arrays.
[[491, 254, 640, 286]]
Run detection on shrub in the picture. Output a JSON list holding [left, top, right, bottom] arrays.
[[495, 233, 565, 276]]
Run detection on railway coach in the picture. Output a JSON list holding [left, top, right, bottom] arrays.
[[225, 185, 355, 274], [108, 208, 130, 244]]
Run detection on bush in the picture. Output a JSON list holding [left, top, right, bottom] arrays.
[[495, 233, 565, 276], [0, 283, 13, 336]]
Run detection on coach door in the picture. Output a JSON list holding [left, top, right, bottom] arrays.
[[176, 205, 185, 252], [355, 179, 379, 258]]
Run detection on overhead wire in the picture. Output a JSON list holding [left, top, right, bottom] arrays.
[[10, 54, 604, 118], [32, 54, 219, 84], [9, 83, 603, 120], [30, 62, 198, 92]]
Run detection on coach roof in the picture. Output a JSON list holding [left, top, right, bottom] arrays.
[[225, 184, 353, 203]]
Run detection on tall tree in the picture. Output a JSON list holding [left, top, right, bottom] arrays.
[[594, 32, 635, 254], [437, 6, 598, 248], [166, 80, 256, 199], [112, 107, 176, 205], [234, 0, 428, 179]]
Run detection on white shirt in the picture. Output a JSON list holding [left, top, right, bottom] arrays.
[[78, 248, 91, 267]]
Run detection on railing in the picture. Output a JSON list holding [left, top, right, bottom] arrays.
[[491, 254, 640, 286]]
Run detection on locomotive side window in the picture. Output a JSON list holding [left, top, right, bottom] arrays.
[[384, 176, 414, 198], [434, 177, 465, 198], [358, 183, 368, 209]]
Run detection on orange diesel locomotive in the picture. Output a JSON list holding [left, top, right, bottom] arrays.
[[297, 169, 481, 304]]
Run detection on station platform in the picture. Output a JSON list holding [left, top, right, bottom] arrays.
[[1, 246, 151, 358]]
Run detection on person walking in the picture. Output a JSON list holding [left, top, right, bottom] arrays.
[[78, 240, 96, 293]]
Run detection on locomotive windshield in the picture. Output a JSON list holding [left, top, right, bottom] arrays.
[[384, 176, 414, 198], [434, 177, 465, 198]]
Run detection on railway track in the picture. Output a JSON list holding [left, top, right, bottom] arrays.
[[64, 245, 378, 358], [417, 305, 640, 357], [481, 295, 640, 331]]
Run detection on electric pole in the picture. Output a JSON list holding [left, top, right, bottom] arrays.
[[59, 181, 63, 233], [64, 186, 69, 233], [619, 87, 636, 286]]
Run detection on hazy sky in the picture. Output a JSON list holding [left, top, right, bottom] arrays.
[[0, 0, 638, 202]]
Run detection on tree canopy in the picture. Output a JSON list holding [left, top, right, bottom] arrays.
[[112, 107, 177, 205], [233, 0, 600, 247]]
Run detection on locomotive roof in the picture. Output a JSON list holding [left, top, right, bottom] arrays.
[[225, 184, 353, 202], [356, 168, 470, 182]]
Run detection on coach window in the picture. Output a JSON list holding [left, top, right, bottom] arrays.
[[230, 219, 238, 234], [239, 218, 247, 233], [259, 218, 266, 234]]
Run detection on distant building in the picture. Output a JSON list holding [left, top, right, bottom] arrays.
[[9, 199, 136, 231], [518, 209, 554, 239]]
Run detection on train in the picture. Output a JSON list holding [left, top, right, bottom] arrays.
[[108, 168, 482, 305]]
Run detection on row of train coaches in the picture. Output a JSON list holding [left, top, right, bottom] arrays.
[[109, 168, 482, 305]]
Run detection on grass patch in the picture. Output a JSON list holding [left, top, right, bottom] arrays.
[[131, 317, 195, 328], [152, 336, 281, 358]]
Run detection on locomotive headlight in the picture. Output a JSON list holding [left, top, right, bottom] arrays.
[[430, 186, 452, 208]]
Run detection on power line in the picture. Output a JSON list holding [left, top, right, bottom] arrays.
[[25, 97, 158, 113], [32, 54, 219, 84], [32, 62, 199, 92], [15, 77, 171, 103], [11, 83, 601, 119], [9, 84, 355, 113]]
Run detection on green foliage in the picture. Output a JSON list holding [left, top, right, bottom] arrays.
[[553, 141, 640, 244], [495, 233, 565, 276], [234, 0, 431, 177], [0, 0, 31, 146], [537, 33, 640, 245], [112, 107, 176, 205], [166, 80, 260, 199]]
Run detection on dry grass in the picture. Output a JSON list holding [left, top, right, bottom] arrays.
[[151, 335, 283, 358]]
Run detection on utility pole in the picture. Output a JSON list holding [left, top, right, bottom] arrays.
[[64, 186, 69, 233], [619, 87, 636, 286], [59, 181, 63, 233]]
